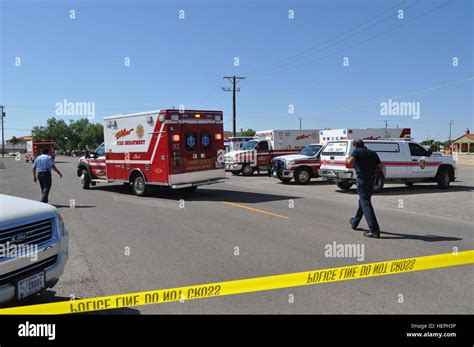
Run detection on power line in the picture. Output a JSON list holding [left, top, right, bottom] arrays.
[[448, 120, 454, 142], [1, 106, 5, 158], [222, 76, 246, 137], [248, 0, 452, 79], [246, 0, 414, 77]]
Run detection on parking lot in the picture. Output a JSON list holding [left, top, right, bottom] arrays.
[[0, 156, 473, 314]]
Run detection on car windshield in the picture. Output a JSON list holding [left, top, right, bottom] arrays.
[[240, 140, 258, 151], [321, 141, 348, 156], [299, 144, 322, 156]]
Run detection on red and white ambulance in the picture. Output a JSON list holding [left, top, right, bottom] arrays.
[[77, 109, 226, 196], [224, 129, 319, 176]]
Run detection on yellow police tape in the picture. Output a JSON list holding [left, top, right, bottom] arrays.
[[1, 250, 472, 315]]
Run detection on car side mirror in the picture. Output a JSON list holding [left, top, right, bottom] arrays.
[[85, 150, 90, 159], [427, 149, 433, 156]]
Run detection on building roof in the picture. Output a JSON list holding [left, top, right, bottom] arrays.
[[452, 133, 474, 143]]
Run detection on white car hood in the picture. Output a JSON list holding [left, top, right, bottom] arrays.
[[273, 154, 308, 161], [0, 194, 57, 228]]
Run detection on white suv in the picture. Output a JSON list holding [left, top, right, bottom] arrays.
[[0, 194, 69, 304], [320, 139, 457, 192]]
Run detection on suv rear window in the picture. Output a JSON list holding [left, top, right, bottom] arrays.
[[322, 142, 348, 156], [365, 142, 400, 153]]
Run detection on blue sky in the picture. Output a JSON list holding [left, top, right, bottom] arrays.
[[1, 0, 472, 142]]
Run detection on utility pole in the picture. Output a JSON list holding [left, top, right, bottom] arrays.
[[448, 120, 454, 143], [222, 76, 245, 137], [0, 105, 4, 158]]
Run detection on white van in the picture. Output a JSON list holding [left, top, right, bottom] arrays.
[[319, 139, 457, 192]]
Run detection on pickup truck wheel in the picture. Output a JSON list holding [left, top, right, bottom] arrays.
[[241, 164, 254, 176], [294, 167, 311, 185], [132, 175, 148, 196], [437, 168, 450, 189], [80, 169, 91, 189], [336, 180, 353, 190], [372, 171, 385, 193]]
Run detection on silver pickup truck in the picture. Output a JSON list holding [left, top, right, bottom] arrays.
[[0, 194, 69, 304]]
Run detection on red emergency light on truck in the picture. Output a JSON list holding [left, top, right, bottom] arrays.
[[25, 140, 56, 163], [77, 109, 226, 196]]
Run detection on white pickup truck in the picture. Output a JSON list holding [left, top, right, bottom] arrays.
[[319, 139, 457, 192], [224, 129, 319, 176], [0, 194, 69, 304]]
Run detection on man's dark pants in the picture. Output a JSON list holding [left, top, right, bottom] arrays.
[[37, 171, 52, 203], [351, 177, 380, 233]]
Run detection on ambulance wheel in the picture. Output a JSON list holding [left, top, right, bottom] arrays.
[[336, 180, 353, 191], [80, 169, 91, 189], [436, 168, 450, 189], [241, 165, 254, 176], [294, 167, 311, 185], [132, 174, 148, 196], [373, 171, 385, 193]]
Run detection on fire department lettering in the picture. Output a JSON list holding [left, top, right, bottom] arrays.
[[116, 140, 146, 146], [115, 128, 134, 140], [185, 158, 212, 171], [296, 134, 311, 141]]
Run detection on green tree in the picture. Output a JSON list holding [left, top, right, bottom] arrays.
[[31, 117, 104, 155], [421, 139, 444, 152], [82, 123, 104, 149], [240, 128, 256, 136], [9, 136, 20, 149]]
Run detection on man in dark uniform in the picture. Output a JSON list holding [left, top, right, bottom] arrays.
[[346, 139, 383, 238]]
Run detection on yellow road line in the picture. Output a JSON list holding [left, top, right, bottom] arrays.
[[0, 251, 472, 315], [221, 201, 289, 219]]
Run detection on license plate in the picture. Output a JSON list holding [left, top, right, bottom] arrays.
[[17, 272, 45, 300]]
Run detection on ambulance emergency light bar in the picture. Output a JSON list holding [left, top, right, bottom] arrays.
[[164, 112, 222, 122]]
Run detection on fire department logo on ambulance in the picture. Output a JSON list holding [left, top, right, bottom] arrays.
[[419, 159, 426, 169], [115, 128, 134, 140], [136, 125, 145, 139]]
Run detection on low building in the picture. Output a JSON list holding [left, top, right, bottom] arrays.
[[452, 129, 474, 165], [452, 129, 474, 153], [6, 135, 32, 145]]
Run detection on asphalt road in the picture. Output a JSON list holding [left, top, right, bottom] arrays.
[[0, 155, 473, 314]]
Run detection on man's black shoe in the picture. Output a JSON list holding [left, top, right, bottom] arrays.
[[350, 217, 358, 230], [363, 231, 380, 238]]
